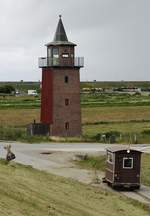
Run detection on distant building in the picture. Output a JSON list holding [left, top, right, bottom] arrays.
[[28, 90, 38, 96], [113, 87, 141, 93], [122, 87, 141, 93]]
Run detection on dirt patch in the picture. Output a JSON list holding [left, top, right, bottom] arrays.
[[40, 151, 53, 155]]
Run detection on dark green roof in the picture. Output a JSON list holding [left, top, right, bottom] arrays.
[[54, 16, 68, 42], [46, 16, 76, 46]]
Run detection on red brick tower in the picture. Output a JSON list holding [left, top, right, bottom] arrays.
[[39, 16, 84, 136]]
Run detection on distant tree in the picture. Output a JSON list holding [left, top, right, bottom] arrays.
[[4, 85, 15, 94], [0, 85, 15, 94]]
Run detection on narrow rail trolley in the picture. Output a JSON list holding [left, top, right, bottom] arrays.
[[104, 146, 142, 190]]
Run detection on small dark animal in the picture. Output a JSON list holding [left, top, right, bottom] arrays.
[[4, 145, 16, 161]]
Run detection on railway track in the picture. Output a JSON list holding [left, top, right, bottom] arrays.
[[121, 190, 150, 205], [100, 182, 150, 205]]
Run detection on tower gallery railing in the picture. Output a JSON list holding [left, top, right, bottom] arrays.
[[38, 57, 84, 68]]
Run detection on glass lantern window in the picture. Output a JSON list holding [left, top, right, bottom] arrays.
[[52, 48, 59, 58]]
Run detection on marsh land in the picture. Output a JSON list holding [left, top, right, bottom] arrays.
[[0, 81, 150, 143]]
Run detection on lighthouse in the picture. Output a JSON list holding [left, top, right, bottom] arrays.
[[38, 16, 84, 137]]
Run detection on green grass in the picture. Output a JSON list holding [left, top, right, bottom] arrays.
[[0, 93, 150, 143], [77, 155, 106, 171], [0, 105, 150, 143], [1, 81, 150, 92], [0, 96, 40, 109], [82, 106, 150, 143], [81, 93, 150, 107], [80, 81, 150, 89], [1, 92, 150, 109], [77, 154, 150, 187], [141, 154, 150, 186], [0, 160, 150, 216]]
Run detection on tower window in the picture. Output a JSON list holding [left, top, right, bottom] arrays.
[[65, 76, 69, 83], [47, 48, 52, 57], [52, 48, 59, 58], [65, 122, 69, 130], [62, 53, 69, 58], [65, 98, 69, 106]]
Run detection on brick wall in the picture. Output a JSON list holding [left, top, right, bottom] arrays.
[[51, 68, 81, 136], [41, 68, 53, 124]]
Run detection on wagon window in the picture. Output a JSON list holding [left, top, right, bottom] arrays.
[[123, 158, 133, 169], [107, 152, 113, 163]]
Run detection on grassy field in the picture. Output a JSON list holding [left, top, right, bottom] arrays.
[[82, 106, 150, 143], [0, 105, 150, 142], [0, 96, 40, 109], [0, 108, 40, 125], [0, 159, 149, 216], [0, 90, 150, 142], [82, 106, 150, 123], [1, 81, 150, 92], [77, 154, 150, 187], [81, 93, 150, 107], [80, 81, 150, 89], [0, 106, 149, 126], [0, 93, 150, 109]]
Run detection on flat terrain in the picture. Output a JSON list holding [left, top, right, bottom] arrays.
[[0, 105, 150, 142], [0, 81, 150, 143], [0, 106, 150, 125], [82, 106, 150, 123], [0, 108, 40, 125], [80, 81, 150, 89]]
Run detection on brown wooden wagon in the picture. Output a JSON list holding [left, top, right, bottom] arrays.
[[104, 146, 142, 190]]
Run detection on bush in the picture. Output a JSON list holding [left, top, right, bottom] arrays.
[[105, 131, 120, 139], [94, 131, 121, 143], [0, 85, 15, 94], [0, 125, 25, 140], [141, 129, 150, 135]]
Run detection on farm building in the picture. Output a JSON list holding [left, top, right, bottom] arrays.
[[105, 146, 142, 190], [28, 90, 38, 96]]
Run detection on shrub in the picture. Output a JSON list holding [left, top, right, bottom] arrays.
[[0, 85, 15, 94], [141, 129, 150, 135], [0, 125, 25, 140]]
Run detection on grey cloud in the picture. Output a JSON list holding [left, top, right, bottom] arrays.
[[0, 0, 149, 81]]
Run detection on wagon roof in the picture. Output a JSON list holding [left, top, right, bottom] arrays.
[[106, 145, 142, 153]]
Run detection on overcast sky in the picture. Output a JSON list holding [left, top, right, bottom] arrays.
[[0, 0, 149, 81]]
